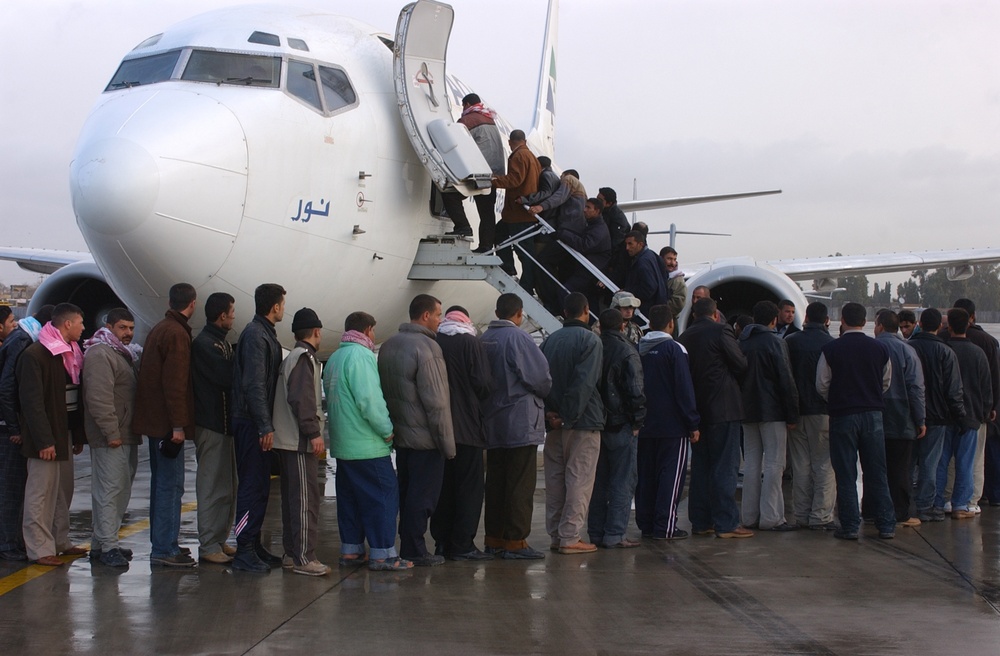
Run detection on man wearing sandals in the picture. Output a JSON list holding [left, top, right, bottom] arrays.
[[325, 312, 411, 572]]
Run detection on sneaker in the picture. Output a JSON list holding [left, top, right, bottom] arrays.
[[282, 554, 295, 569], [89, 547, 134, 562], [151, 553, 197, 568], [254, 543, 282, 566], [833, 529, 859, 540], [968, 504, 982, 514], [98, 548, 129, 568], [446, 549, 494, 561], [483, 546, 506, 557], [501, 547, 546, 560], [951, 509, 976, 519], [808, 522, 838, 531], [292, 560, 332, 577], [232, 548, 270, 573], [716, 527, 754, 539], [408, 554, 446, 567], [200, 551, 233, 564], [944, 501, 952, 513], [879, 531, 895, 539]]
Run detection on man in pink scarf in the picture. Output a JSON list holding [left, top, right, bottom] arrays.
[[16, 303, 88, 566]]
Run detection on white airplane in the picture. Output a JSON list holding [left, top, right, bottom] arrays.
[[2, 0, 999, 351]]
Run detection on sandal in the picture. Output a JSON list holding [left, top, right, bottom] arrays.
[[368, 557, 413, 571], [338, 553, 368, 566]]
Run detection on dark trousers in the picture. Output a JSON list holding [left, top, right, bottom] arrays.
[[276, 449, 320, 566], [396, 447, 446, 559], [233, 418, 274, 548], [635, 437, 688, 538], [863, 438, 913, 522], [430, 444, 485, 555], [495, 221, 536, 277], [689, 421, 742, 533], [442, 189, 497, 245], [829, 411, 895, 534], [0, 436, 26, 552], [336, 457, 400, 560], [984, 422, 1000, 504], [484, 445, 538, 550]]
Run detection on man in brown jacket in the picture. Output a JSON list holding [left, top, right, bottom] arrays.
[[492, 129, 541, 277], [17, 303, 87, 566], [134, 283, 197, 567]]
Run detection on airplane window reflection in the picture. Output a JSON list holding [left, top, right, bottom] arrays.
[[182, 50, 280, 88], [288, 60, 322, 110], [319, 66, 356, 111], [105, 50, 181, 91]]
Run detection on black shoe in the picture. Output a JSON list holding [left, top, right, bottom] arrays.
[[253, 542, 282, 567], [483, 546, 506, 557], [471, 246, 492, 254], [666, 529, 689, 540], [444, 228, 473, 237], [833, 529, 859, 540], [151, 553, 197, 567], [232, 546, 270, 573], [446, 549, 494, 562], [501, 546, 546, 560], [808, 522, 838, 531], [879, 531, 895, 539], [99, 548, 130, 568], [763, 523, 798, 532], [0, 548, 27, 561], [408, 554, 446, 567]]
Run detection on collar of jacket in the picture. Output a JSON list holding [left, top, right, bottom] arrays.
[[202, 322, 230, 341], [294, 340, 317, 354], [802, 323, 830, 334], [399, 322, 436, 339], [876, 332, 905, 342], [252, 313, 277, 335], [165, 309, 192, 336], [562, 319, 590, 330], [910, 331, 943, 344]]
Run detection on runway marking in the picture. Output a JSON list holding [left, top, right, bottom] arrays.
[[0, 500, 198, 597]]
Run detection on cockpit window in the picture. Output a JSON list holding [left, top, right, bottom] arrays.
[[287, 60, 322, 110], [182, 50, 280, 87], [319, 66, 357, 111], [132, 34, 163, 51], [288, 38, 309, 52], [105, 50, 181, 91], [248, 31, 280, 47]]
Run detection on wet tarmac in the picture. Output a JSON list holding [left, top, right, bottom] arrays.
[[1, 446, 998, 655]]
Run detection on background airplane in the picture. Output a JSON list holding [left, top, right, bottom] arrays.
[[1, 0, 1000, 346]]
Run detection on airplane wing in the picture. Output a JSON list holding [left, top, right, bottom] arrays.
[[765, 248, 1000, 281], [617, 189, 781, 213], [0, 247, 93, 275]]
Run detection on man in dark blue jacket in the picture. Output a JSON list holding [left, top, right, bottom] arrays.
[[623, 230, 668, 311], [588, 308, 646, 548], [785, 302, 836, 529], [541, 293, 604, 554], [635, 306, 699, 541], [231, 283, 285, 572]]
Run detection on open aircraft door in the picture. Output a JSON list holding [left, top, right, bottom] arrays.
[[394, 1, 492, 196]]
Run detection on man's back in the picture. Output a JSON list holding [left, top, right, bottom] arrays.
[[908, 331, 964, 426], [134, 311, 193, 439], [786, 324, 834, 416], [637, 335, 698, 438], [480, 320, 551, 448], [231, 314, 281, 434], [624, 248, 668, 309], [876, 333, 924, 439], [678, 318, 746, 424], [738, 325, 799, 424], [819, 333, 889, 418], [950, 339, 993, 430], [540, 320, 604, 431]]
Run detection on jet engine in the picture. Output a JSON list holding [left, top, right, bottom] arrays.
[[678, 257, 807, 329], [27, 261, 129, 338]]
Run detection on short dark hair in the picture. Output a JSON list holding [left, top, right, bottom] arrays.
[[169, 283, 197, 311], [445, 305, 469, 316], [692, 297, 717, 319], [947, 307, 970, 335], [205, 292, 235, 323], [953, 298, 976, 317], [0, 306, 11, 324], [919, 308, 942, 332], [254, 283, 286, 316], [586, 197, 605, 213], [106, 307, 134, 326], [876, 310, 899, 333], [778, 299, 795, 310], [598, 187, 618, 205], [624, 230, 647, 246], [805, 301, 829, 324], [752, 300, 779, 327], [648, 305, 673, 332], [496, 293, 523, 320], [344, 311, 376, 333], [599, 308, 624, 332], [509, 129, 526, 142], [462, 93, 481, 105], [537, 156, 552, 168], [659, 246, 677, 258], [841, 302, 867, 328], [409, 294, 441, 320], [897, 309, 917, 324], [33, 304, 55, 325], [633, 222, 649, 237], [563, 292, 589, 319], [734, 314, 754, 332], [51, 303, 83, 327]]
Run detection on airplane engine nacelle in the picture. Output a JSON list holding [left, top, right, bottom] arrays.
[[678, 258, 807, 330], [28, 262, 130, 338]]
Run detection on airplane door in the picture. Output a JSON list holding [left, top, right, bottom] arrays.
[[394, 0, 492, 196]]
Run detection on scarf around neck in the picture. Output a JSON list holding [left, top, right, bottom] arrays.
[[38, 321, 84, 384], [83, 326, 134, 362], [19, 316, 43, 342], [341, 330, 375, 351], [462, 102, 494, 119], [438, 310, 477, 336]]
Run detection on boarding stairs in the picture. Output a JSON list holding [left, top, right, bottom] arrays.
[[408, 210, 644, 337]]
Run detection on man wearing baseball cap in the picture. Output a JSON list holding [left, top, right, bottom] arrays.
[[611, 291, 642, 345]]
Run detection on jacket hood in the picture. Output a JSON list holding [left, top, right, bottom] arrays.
[[740, 324, 775, 341], [638, 331, 671, 355]]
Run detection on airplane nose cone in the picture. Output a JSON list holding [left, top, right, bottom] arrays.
[[72, 137, 159, 236]]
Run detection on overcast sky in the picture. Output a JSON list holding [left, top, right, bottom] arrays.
[[2, 0, 998, 290]]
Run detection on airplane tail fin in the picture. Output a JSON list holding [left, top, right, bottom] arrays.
[[527, 0, 558, 159]]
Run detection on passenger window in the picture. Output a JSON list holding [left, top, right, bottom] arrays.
[[105, 50, 181, 91], [182, 50, 280, 87], [288, 60, 322, 110], [318, 66, 357, 112]]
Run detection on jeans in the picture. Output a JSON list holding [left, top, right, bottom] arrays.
[[915, 425, 946, 511], [741, 421, 788, 529], [689, 421, 741, 533], [336, 457, 400, 561], [828, 411, 894, 533], [935, 426, 977, 510], [588, 426, 637, 545], [148, 437, 186, 558]]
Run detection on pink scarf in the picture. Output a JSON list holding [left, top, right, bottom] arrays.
[[38, 322, 84, 384], [438, 310, 477, 336], [83, 326, 134, 362], [341, 330, 375, 351], [461, 102, 494, 120]]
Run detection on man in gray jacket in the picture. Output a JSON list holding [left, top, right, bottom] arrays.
[[378, 294, 455, 567], [83, 308, 139, 568], [481, 294, 552, 560], [541, 292, 605, 554]]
